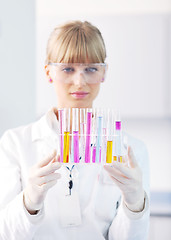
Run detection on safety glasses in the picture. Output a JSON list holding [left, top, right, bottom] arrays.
[[48, 63, 107, 84]]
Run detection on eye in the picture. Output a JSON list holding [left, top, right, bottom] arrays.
[[85, 67, 98, 73], [62, 67, 75, 73]]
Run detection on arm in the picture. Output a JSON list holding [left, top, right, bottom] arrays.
[[105, 144, 150, 240], [0, 130, 42, 239], [0, 130, 61, 239]]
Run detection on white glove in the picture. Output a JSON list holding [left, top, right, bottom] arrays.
[[23, 150, 61, 214], [104, 146, 145, 212]]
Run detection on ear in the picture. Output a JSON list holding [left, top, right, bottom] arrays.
[[44, 65, 54, 83], [44, 65, 50, 80]]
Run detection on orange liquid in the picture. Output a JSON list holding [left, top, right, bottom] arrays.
[[106, 141, 113, 163], [63, 132, 70, 163]]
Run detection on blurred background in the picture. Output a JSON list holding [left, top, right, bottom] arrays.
[[0, 0, 171, 239]]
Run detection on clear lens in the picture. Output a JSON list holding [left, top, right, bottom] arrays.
[[49, 63, 106, 84]]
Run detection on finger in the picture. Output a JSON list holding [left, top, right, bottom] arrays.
[[110, 175, 125, 188], [105, 172, 127, 189], [104, 164, 129, 178], [104, 165, 128, 184], [128, 146, 138, 168], [37, 162, 61, 176], [110, 162, 132, 178], [39, 179, 58, 192], [37, 150, 57, 168], [51, 156, 57, 163], [37, 172, 61, 185]]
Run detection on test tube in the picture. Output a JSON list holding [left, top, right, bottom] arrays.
[[92, 108, 97, 163], [72, 108, 79, 163], [106, 109, 114, 164], [96, 109, 103, 163], [114, 111, 121, 162], [63, 108, 70, 163], [85, 108, 92, 163], [80, 108, 86, 163], [115, 111, 128, 162], [58, 109, 64, 163], [102, 109, 107, 164]]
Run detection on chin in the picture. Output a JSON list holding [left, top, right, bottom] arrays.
[[70, 100, 92, 109]]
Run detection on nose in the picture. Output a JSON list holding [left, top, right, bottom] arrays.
[[72, 72, 86, 86]]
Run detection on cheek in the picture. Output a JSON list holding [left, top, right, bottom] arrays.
[[90, 84, 100, 98], [54, 82, 68, 97]]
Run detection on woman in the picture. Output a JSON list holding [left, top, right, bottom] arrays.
[[0, 20, 150, 239]]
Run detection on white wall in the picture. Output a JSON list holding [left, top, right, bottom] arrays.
[[37, 0, 171, 15], [0, 0, 35, 137], [169, 17, 171, 116]]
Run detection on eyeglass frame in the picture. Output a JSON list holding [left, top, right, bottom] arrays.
[[48, 62, 107, 67], [47, 62, 107, 84]]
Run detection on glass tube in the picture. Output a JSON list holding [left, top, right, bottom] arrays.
[[85, 108, 92, 163], [80, 108, 86, 163], [63, 108, 70, 163], [106, 109, 114, 164], [106, 141, 113, 164], [58, 109, 64, 163], [102, 109, 107, 164], [92, 108, 97, 163], [96, 109, 103, 163], [115, 111, 121, 162], [72, 108, 79, 163]]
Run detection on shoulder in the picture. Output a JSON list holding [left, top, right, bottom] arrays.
[[0, 116, 45, 146]]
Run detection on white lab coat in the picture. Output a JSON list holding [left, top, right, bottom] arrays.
[[0, 109, 150, 240]]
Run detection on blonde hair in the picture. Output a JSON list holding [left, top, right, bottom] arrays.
[[45, 20, 106, 64]]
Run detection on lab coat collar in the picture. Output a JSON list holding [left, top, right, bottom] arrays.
[[31, 108, 59, 142]]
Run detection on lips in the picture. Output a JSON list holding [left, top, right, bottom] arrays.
[[71, 91, 89, 99]]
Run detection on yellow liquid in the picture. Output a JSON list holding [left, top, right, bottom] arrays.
[[63, 132, 70, 163], [113, 156, 117, 161], [119, 156, 123, 163], [106, 141, 113, 163]]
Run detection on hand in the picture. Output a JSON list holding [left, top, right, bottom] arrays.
[[104, 146, 145, 212], [23, 150, 61, 214]]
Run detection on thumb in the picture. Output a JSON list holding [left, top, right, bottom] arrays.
[[38, 150, 57, 167], [128, 146, 138, 168]]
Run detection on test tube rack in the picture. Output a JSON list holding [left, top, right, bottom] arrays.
[[58, 108, 127, 165]]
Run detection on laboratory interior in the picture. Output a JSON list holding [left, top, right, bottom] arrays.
[[0, 0, 171, 239]]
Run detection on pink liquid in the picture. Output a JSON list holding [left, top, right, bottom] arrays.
[[73, 131, 79, 163], [85, 112, 92, 163], [92, 146, 96, 163]]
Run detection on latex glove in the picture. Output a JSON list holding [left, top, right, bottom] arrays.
[[23, 150, 61, 214], [104, 146, 145, 212]]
